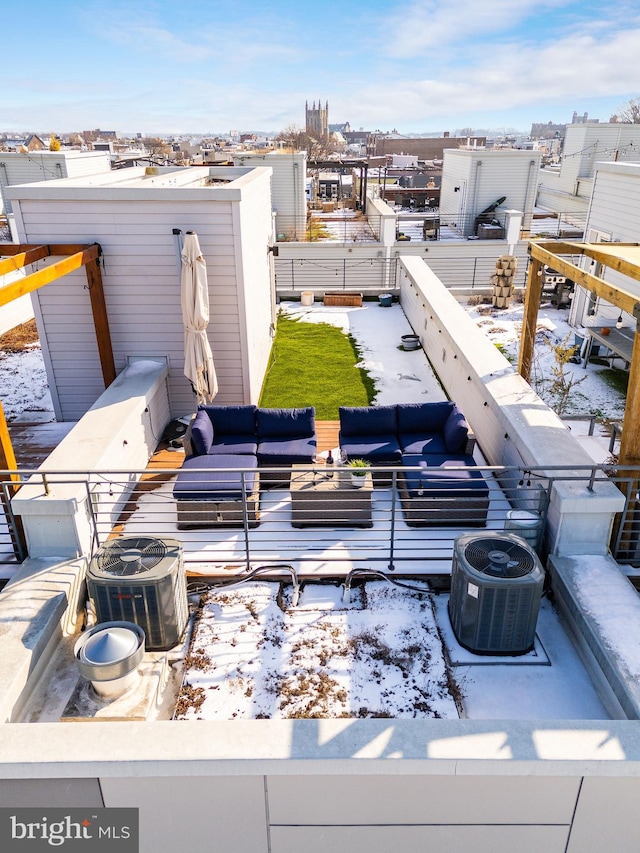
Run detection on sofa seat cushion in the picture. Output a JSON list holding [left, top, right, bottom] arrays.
[[401, 453, 488, 498], [339, 405, 398, 437], [173, 454, 258, 502], [209, 435, 258, 455], [257, 437, 316, 465], [399, 432, 448, 455], [257, 407, 315, 438], [340, 434, 402, 463]]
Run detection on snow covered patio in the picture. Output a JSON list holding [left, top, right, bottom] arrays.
[[172, 578, 609, 723]]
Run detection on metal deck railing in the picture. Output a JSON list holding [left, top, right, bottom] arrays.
[[3, 462, 640, 573]]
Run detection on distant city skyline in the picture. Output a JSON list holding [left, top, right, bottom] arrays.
[[5, 0, 640, 136]]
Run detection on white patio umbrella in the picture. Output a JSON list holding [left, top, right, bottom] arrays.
[[180, 231, 218, 404]]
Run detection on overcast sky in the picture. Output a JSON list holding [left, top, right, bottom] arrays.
[[5, 0, 640, 136]]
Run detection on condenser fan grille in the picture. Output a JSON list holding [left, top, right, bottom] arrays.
[[464, 537, 535, 578], [94, 537, 169, 576]]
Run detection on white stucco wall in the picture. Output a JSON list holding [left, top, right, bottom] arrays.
[[398, 254, 624, 556]]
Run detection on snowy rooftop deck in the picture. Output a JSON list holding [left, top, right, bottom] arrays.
[[16, 575, 609, 724], [2, 296, 635, 729]]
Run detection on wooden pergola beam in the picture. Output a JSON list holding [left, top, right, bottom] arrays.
[[528, 242, 640, 315], [0, 241, 115, 383], [0, 244, 100, 307], [517, 256, 544, 382], [0, 241, 114, 561], [0, 243, 95, 257], [0, 245, 51, 276], [84, 254, 116, 386], [521, 239, 640, 472]]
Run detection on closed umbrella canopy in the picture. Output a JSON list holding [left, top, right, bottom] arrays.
[[180, 231, 218, 404]]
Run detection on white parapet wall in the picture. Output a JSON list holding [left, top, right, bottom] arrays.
[[397, 255, 625, 556], [2, 717, 640, 852], [11, 358, 170, 559]]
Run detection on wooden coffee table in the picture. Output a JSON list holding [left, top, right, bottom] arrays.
[[290, 465, 373, 527]]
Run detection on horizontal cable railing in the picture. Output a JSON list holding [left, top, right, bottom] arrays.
[[274, 256, 398, 293], [273, 209, 587, 244], [274, 252, 530, 295], [3, 462, 639, 572]]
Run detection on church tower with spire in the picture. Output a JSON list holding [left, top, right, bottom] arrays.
[[305, 99, 329, 137]]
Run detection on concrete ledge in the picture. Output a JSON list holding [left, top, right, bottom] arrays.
[[12, 358, 170, 558], [2, 718, 640, 776], [549, 554, 640, 720], [0, 557, 87, 723]]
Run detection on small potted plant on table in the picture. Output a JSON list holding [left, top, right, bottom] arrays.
[[346, 458, 370, 487]]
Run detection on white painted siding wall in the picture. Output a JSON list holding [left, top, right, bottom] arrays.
[[0, 265, 33, 334], [537, 124, 640, 219], [572, 162, 640, 327], [439, 153, 469, 230], [0, 151, 110, 213], [440, 150, 541, 236], [561, 124, 640, 190], [234, 152, 307, 240], [8, 167, 274, 420], [63, 151, 112, 178]]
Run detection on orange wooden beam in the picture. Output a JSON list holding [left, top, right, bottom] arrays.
[[0, 402, 26, 561], [85, 254, 116, 387], [0, 243, 91, 256], [0, 245, 50, 276], [0, 244, 100, 307], [517, 256, 544, 382]]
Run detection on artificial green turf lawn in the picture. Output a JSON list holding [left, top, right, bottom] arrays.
[[259, 315, 375, 419]]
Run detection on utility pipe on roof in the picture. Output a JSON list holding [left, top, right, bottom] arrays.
[[469, 159, 482, 236]]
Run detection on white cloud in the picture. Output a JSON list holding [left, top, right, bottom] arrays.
[[380, 0, 561, 56], [339, 24, 640, 126]]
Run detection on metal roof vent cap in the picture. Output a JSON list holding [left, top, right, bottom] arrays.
[[74, 621, 145, 700]]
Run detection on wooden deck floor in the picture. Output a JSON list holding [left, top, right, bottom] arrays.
[[8, 419, 340, 473], [8, 422, 76, 469], [110, 421, 341, 538], [148, 420, 340, 471]]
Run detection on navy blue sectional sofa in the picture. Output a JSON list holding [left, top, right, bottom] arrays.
[[173, 405, 317, 528], [186, 405, 317, 470], [173, 406, 317, 526], [339, 402, 489, 526]]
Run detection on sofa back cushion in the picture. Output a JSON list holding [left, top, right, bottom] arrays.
[[339, 405, 398, 436], [199, 405, 257, 435], [397, 401, 454, 434], [444, 405, 469, 453], [257, 407, 315, 438], [190, 409, 214, 455]]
